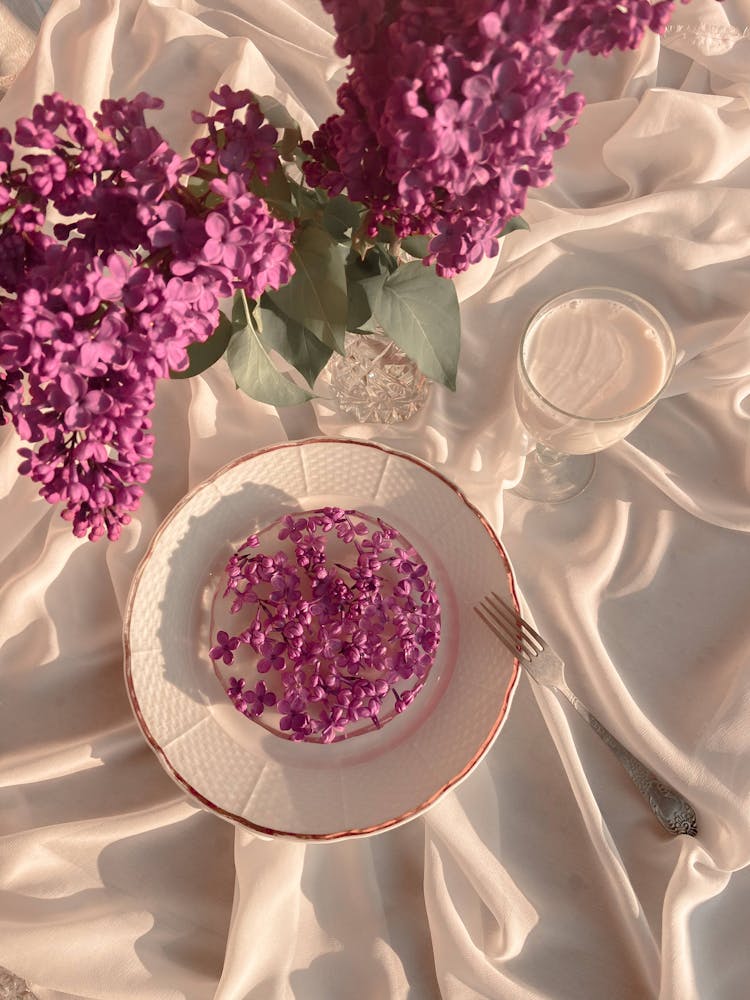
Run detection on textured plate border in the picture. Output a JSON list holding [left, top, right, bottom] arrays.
[[123, 438, 520, 841]]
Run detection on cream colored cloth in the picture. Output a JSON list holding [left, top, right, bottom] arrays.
[[1, 2, 750, 999], [0, 4, 36, 98]]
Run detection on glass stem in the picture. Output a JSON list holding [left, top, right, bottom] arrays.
[[535, 443, 565, 467]]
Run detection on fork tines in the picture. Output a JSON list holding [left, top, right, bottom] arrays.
[[474, 592, 544, 662]]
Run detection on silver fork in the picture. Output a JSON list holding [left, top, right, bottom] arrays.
[[476, 592, 698, 837]]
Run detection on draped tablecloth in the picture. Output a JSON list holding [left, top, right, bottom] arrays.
[[1, 2, 750, 998]]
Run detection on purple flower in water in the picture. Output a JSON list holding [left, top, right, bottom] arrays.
[[278, 514, 308, 543], [214, 508, 442, 741], [227, 676, 245, 705], [239, 617, 266, 653], [394, 682, 424, 714], [257, 648, 285, 673], [278, 697, 312, 739], [269, 566, 302, 604], [241, 681, 277, 717], [209, 630, 240, 665], [317, 705, 348, 743]]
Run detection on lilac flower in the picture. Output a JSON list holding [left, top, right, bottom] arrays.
[[257, 649, 285, 674], [394, 682, 424, 714], [279, 697, 312, 739], [147, 201, 205, 256], [191, 89, 279, 183], [227, 676, 246, 704], [241, 681, 277, 717], [305, 0, 686, 276], [94, 91, 165, 136], [318, 705, 348, 743], [209, 630, 240, 665], [201, 212, 246, 270], [15, 95, 114, 216], [551, 1, 678, 58], [213, 508, 441, 742], [0, 126, 13, 171], [0, 246, 162, 539], [0, 85, 300, 540], [278, 514, 308, 542], [239, 617, 266, 652], [192, 193, 295, 300]]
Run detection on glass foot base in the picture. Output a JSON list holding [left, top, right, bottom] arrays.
[[512, 448, 596, 503]]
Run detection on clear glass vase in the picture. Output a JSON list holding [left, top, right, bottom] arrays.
[[326, 330, 429, 424]]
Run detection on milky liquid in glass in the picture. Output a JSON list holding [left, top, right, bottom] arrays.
[[515, 296, 670, 454]]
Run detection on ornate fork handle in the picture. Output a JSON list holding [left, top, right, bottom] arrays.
[[559, 685, 698, 837]]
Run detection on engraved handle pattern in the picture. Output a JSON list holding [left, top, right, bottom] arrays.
[[560, 686, 698, 837]]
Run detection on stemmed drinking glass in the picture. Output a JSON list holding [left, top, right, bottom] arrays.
[[513, 287, 676, 502]]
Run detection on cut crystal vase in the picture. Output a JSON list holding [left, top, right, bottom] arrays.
[[326, 329, 429, 424]]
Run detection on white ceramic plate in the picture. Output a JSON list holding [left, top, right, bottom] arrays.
[[124, 439, 519, 841]]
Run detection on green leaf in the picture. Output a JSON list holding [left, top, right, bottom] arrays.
[[499, 215, 530, 236], [267, 224, 348, 353], [375, 223, 398, 246], [203, 190, 224, 211], [254, 96, 303, 162], [0, 206, 15, 227], [374, 243, 400, 274], [278, 127, 302, 161], [186, 176, 211, 199], [322, 194, 362, 241], [346, 247, 385, 281], [226, 291, 314, 406], [292, 184, 324, 221], [344, 250, 386, 332], [258, 301, 333, 388], [170, 312, 234, 379], [248, 163, 295, 219], [400, 234, 431, 259], [347, 275, 384, 333], [255, 94, 301, 132], [366, 260, 460, 390]]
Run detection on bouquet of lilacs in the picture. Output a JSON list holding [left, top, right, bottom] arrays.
[[0, 0, 695, 541], [0, 89, 300, 540]]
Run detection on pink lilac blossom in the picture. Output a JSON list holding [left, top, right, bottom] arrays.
[[550, 1, 679, 58], [0, 88, 295, 540], [212, 509, 440, 743], [304, 0, 697, 276]]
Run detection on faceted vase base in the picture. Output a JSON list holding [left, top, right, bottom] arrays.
[[512, 447, 596, 503], [327, 332, 429, 424]]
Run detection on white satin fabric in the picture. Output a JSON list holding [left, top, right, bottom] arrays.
[[1, 2, 750, 998], [0, 5, 36, 99]]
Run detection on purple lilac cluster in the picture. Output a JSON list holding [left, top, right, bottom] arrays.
[[551, 1, 679, 58], [0, 87, 294, 540], [210, 508, 441, 743], [303, 0, 685, 277]]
